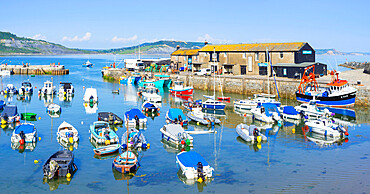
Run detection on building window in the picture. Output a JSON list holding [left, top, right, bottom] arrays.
[[255, 52, 259, 61], [283, 68, 287, 76], [242, 53, 246, 59], [210, 52, 219, 62], [248, 56, 253, 72], [280, 52, 284, 59]]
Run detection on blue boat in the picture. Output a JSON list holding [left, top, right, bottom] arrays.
[[138, 79, 165, 88], [11, 123, 37, 143], [89, 121, 119, 144], [93, 144, 120, 156], [112, 151, 138, 173], [124, 108, 147, 127], [1, 105, 20, 123], [176, 151, 214, 179], [142, 101, 159, 112], [281, 106, 301, 120], [155, 75, 172, 87], [82, 60, 93, 67], [166, 108, 188, 126], [202, 99, 226, 110], [0, 100, 5, 109]]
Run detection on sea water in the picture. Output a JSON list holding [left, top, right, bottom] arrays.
[[0, 55, 368, 193]]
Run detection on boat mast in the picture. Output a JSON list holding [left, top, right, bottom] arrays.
[[213, 47, 216, 98], [266, 48, 270, 95]]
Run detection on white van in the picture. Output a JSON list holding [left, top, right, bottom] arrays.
[[195, 68, 211, 76]]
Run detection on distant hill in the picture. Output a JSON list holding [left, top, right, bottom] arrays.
[[99, 40, 206, 54], [316, 48, 370, 55], [0, 31, 91, 55]]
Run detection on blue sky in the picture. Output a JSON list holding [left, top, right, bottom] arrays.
[[1, 0, 369, 51]]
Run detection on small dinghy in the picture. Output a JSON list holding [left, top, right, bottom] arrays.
[[251, 103, 282, 124], [124, 109, 147, 128], [4, 84, 18, 95], [187, 110, 221, 126], [21, 112, 37, 121], [142, 101, 160, 112], [11, 123, 37, 143], [89, 121, 119, 145], [83, 87, 98, 103], [18, 81, 33, 95], [57, 121, 79, 144], [82, 60, 93, 67], [47, 103, 61, 117], [176, 151, 214, 181], [98, 112, 123, 125], [160, 124, 193, 146], [94, 144, 120, 155], [166, 108, 188, 126], [1, 105, 21, 123], [236, 123, 267, 142], [121, 128, 149, 150], [58, 82, 74, 96], [305, 118, 348, 138], [112, 151, 138, 173], [280, 106, 301, 120], [43, 150, 77, 180]]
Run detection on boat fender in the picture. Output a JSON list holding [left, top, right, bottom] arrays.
[[185, 138, 190, 145], [181, 140, 185, 145], [324, 130, 327, 136], [167, 136, 170, 141], [257, 136, 262, 143], [69, 137, 74, 144], [121, 144, 127, 150]]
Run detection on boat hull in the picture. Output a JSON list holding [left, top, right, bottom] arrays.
[[169, 88, 193, 96], [296, 91, 356, 107], [202, 104, 225, 110]]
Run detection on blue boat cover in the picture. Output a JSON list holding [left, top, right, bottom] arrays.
[[177, 151, 208, 168], [125, 109, 146, 119], [143, 102, 155, 108], [283, 106, 299, 115], [259, 103, 279, 117], [168, 108, 185, 120], [14, 124, 34, 134], [1, 105, 18, 117]]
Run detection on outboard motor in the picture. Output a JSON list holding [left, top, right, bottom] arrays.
[[135, 115, 139, 127], [197, 162, 205, 181], [253, 128, 259, 137], [19, 130, 26, 144]]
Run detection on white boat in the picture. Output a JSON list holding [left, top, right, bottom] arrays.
[[39, 80, 56, 95], [11, 123, 37, 143], [4, 84, 18, 95], [251, 103, 281, 123], [160, 124, 193, 146], [295, 100, 332, 118], [84, 102, 98, 114], [236, 123, 267, 142], [176, 151, 214, 181], [18, 81, 33, 95], [47, 103, 61, 117], [57, 121, 79, 143], [187, 110, 220, 126], [83, 87, 98, 103], [58, 82, 74, 96], [234, 95, 281, 110], [0, 70, 11, 76], [279, 106, 301, 120], [141, 85, 162, 103], [202, 99, 226, 110], [305, 118, 348, 138]]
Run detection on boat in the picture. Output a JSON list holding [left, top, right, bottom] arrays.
[[155, 74, 172, 87], [142, 101, 160, 112], [11, 123, 37, 143], [58, 136, 79, 151], [89, 121, 119, 144], [295, 100, 332, 118], [124, 108, 147, 128], [18, 81, 33, 95], [82, 60, 93, 67], [0, 70, 11, 76], [43, 150, 77, 179], [251, 103, 282, 123], [183, 100, 202, 112], [11, 141, 37, 152], [202, 99, 226, 110], [141, 84, 162, 103], [187, 110, 221, 126], [0, 100, 5, 109], [169, 81, 193, 96], [138, 78, 165, 88], [98, 112, 123, 125], [1, 105, 20, 123], [21, 112, 37, 121], [83, 87, 98, 103], [305, 118, 349, 138], [93, 144, 120, 155], [176, 151, 214, 181], [46, 103, 61, 117], [236, 123, 267, 142], [84, 102, 98, 114], [121, 128, 149, 150], [112, 151, 138, 173], [39, 80, 56, 95], [131, 73, 142, 84], [166, 108, 188, 126], [119, 76, 130, 84], [4, 84, 18, 95], [58, 82, 74, 96], [279, 106, 301, 120], [57, 121, 79, 144], [160, 124, 193, 146], [217, 96, 230, 101], [296, 66, 357, 107]]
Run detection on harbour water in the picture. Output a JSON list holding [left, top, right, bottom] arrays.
[[0, 55, 369, 193]]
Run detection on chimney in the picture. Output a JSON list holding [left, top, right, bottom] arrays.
[[204, 41, 208, 45], [176, 45, 180, 50]]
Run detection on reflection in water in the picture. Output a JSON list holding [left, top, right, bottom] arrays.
[[236, 136, 264, 152], [11, 141, 37, 153], [57, 137, 78, 151], [177, 169, 212, 192], [42, 175, 72, 191], [306, 132, 348, 147], [58, 95, 73, 108], [39, 94, 57, 107]]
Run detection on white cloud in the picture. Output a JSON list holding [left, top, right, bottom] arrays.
[[112, 35, 138, 43], [61, 32, 92, 42], [197, 34, 232, 44], [30, 34, 46, 40]]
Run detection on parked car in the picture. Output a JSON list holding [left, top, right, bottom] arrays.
[[195, 68, 211, 76]]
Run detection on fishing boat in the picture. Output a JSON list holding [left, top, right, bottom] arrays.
[[1, 105, 21, 123], [187, 110, 221, 126], [21, 112, 37, 121], [121, 128, 149, 150], [234, 94, 281, 110], [160, 124, 193, 146], [58, 82, 74, 96], [43, 150, 77, 179], [0, 100, 5, 109], [98, 112, 123, 125], [296, 66, 357, 107], [236, 123, 267, 142], [183, 100, 202, 112], [279, 106, 301, 120], [305, 118, 348, 138], [124, 109, 147, 128], [4, 84, 18, 95], [94, 144, 120, 155], [112, 151, 138, 173], [57, 121, 79, 144], [169, 81, 193, 96], [155, 74, 172, 87], [176, 151, 214, 181], [11, 123, 37, 143], [119, 76, 130, 84], [142, 101, 160, 112], [18, 81, 33, 95], [83, 87, 98, 103], [166, 108, 188, 126], [89, 121, 119, 144], [295, 100, 332, 118], [39, 80, 56, 95], [251, 103, 282, 123], [82, 60, 93, 67], [141, 84, 162, 103]]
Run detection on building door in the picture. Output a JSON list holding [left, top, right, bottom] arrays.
[[241, 65, 246, 75], [212, 65, 217, 73], [259, 66, 267, 75], [248, 56, 253, 72]]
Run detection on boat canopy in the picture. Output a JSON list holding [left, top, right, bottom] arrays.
[[22, 82, 32, 87], [125, 109, 146, 119], [1, 105, 18, 116], [257, 103, 279, 117], [283, 106, 299, 115], [60, 82, 72, 89], [14, 124, 35, 134], [177, 151, 208, 168], [168, 108, 185, 120], [143, 102, 156, 108]]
